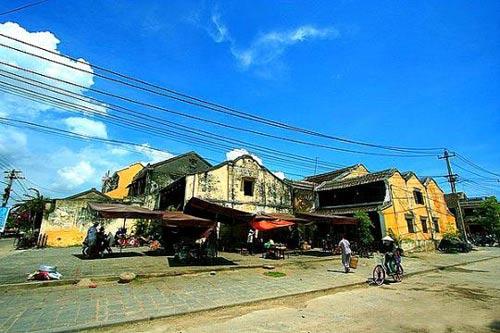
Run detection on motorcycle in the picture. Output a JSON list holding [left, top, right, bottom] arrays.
[[82, 231, 112, 259]]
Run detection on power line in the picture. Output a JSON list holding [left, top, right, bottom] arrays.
[[0, 76, 351, 172], [0, 0, 50, 16], [0, 61, 436, 159], [0, 34, 444, 153], [455, 153, 500, 178], [0, 117, 316, 179]]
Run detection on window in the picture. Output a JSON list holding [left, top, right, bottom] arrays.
[[406, 216, 415, 233], [421, 217, 428, 233], [413, 190, 424, 205], [432, 218, 440, 233], [243, 179, 255, 196]]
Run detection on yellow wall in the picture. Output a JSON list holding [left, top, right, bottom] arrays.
[[185, 156, 293, 214], [380, 173, 457, 250], [40, 192, 126, 247], [424, 179, 457, 235], [338, 165, 369, 180], [104, 163, 143, 199]]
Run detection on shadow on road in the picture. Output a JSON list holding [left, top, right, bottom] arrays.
[[167, 257, 236, 267]]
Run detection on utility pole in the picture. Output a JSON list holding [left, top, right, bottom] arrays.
[[438, 150, 468, 242], [2, 169, 23, 207], [438, 149, 458, 193]]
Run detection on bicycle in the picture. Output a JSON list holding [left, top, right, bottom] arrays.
[[372, 251, 404, 286]]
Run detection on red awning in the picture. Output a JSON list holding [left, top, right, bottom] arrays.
[[250, 219, 295, 231], [88, 203, 163, 219]]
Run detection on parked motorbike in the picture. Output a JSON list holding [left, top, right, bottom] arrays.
[[82, 230, 113, 259]]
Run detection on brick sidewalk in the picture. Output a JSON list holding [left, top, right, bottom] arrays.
[[0, 239, 334, 285], [0, 247, 498, 333]]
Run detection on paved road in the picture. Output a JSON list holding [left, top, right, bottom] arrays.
[[0, 248, 497, 332], [99, 257, 500, 333]]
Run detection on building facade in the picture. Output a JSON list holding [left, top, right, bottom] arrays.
[[39, 188, 124, 247], [305, 166, 456, 251], [159, 155, 293, 214], [127, 152, 211, 209], [102, 163, 144, 199]]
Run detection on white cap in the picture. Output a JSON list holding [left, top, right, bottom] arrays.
[[382, 236, 394, 242]]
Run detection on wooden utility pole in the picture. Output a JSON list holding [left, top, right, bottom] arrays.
[[438, 150, 468, 242], [438, 149, 458, 193], [2, 169, 23, 207]]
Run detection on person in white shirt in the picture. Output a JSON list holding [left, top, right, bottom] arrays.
[[338, 234, 352, 273]]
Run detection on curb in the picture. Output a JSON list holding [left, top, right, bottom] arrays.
[[44, 254, 500, 333], [0, 256, 339, 291]]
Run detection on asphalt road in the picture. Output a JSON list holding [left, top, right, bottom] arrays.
[[104, 256, 500, 333]]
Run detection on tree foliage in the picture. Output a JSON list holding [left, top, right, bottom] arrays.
[[355, 211, 374, 247], [473, 197, 500, 242]]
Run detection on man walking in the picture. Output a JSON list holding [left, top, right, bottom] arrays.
[[338, 234, 352, 273], [247, 229, 255, 255]]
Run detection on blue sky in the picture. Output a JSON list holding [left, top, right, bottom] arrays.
[[0, 0, 498, 199]]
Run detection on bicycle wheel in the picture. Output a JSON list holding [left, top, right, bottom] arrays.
[[372, 265, 385, 286], [394, 264, 404, 282]]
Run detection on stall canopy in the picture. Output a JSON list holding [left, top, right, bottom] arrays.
[[184, 197, 254, 224], [162, 211, 215, 228], [296, 212, 358, 225], [88, 203, 163, 219], [250, 213, 306, 231], [250, 219, 295, 231]]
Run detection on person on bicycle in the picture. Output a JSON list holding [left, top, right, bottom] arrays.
[[381, 236, 398, 273]]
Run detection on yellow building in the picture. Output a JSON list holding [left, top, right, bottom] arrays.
[[102, 163, 144, 199], [311, 166, 457, 251], [39, 188, 124, 247]]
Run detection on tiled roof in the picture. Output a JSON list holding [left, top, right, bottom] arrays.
[[132, 151, 210, 182], [304, 164, 365, 184], [285, 179, 316, 190], [316, 168, 398, 191]]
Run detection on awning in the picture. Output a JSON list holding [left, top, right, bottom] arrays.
[[296, 212, 358, 225], [88, 203, 163, 219], [250, 219, 295, 231], [184, 197, 254, 224], [254, 213, 309, 223], [162, 211, 215, 228]]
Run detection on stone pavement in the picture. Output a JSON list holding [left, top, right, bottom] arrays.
[[0, 238, 335, 285], [0, 247, 498, 333]]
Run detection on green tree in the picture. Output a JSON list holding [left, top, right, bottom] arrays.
[[355, 212, 374, 255], [473, 197, 500, 243]]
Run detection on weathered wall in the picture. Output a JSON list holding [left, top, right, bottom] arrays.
[[185, 156, 293, 213], [104, 163, 143, 199], [424, 179, 457, 234], [40, 192, 124, 247], [293, 188, 315, 212], [380, 174, 457, 251], [130, 153, 210, 209]]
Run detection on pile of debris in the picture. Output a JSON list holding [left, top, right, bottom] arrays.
[[27, 265, 62, 281]]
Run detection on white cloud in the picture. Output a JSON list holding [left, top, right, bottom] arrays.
[[63, 117, 108, 139], [273, 171, 286, 180], [202, 10, 338, 75], [231, 25, 339, 69], [208, 11, 231, 43], [136, 143, 175, 164], [0, 22, 106, 117], [57, 161, 95, 188], [226, 148, 263, 166]]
